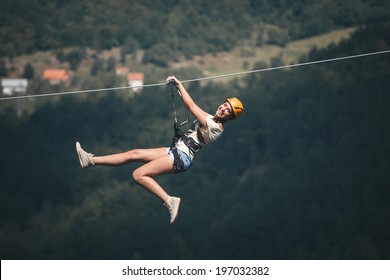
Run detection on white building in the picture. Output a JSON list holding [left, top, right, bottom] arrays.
[[1, 78, 28, 96], [127, 72, 145, 93]]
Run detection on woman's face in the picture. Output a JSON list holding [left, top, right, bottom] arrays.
[[215, 102, 232, 119]]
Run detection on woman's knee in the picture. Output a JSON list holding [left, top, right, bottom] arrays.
[[132, 168, 144, 184]]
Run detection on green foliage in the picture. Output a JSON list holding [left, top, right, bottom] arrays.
[[106, 56, 117, 72], [142, 43, 174, 67], [65, 49, 86, 71], [0, 59, 8, 77], [56, 49, 86, 70], [1, 0, 388, 58], [1, 6, 390, 260], [266, 25, 290, 46], [91, 59, 104, 76], [23, 63, 35, 79]]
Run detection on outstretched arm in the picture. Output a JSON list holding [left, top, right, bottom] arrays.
[[167, 76, 210, 128]]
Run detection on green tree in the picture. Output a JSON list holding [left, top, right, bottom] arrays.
[[106, 56, 116, 72], [0, 59, 8, 77], [142, 43, 173, 67], [23, 63, 35, 79], [66, 49, 85, 70], [91, 59, 103, 76]]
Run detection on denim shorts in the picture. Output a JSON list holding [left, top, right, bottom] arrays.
[[167, 148, 193, 171]]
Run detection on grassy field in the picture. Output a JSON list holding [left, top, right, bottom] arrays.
[[1, 27, 356, 116], [5, 27, 356, 86], [171, 27, 356, 83]]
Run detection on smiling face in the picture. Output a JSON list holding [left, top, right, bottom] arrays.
[[215, 102, 233, 120]]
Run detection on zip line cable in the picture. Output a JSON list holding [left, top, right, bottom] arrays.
[[1, 49, 389, 102], [181, 49, 390, 83], [0, 82, 166, 101]]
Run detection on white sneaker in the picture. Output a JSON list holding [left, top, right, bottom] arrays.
[[76, 142, 94, 168], [164, 196, 181, 224]]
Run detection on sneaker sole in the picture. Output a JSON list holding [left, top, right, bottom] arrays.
[[171, 198, 181, 224], [75, 142, 86, 168]]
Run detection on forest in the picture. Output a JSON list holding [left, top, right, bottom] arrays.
[[1, 0, 389, 60], [1, 1, 390, 260]]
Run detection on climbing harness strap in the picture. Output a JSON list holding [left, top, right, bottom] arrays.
[[171, 147, 185, 173], [180, 133, 201, 155], [167, 78, 189, 128], [167, 79, 201, 173]]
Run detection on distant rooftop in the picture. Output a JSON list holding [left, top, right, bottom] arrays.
[[1, 78, 28, 96], [127, 72, 144, 81], [1, 78, 28, 88], [42, 69, 69, 81]]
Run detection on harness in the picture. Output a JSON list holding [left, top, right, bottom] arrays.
[[166, 79, 201, 173]]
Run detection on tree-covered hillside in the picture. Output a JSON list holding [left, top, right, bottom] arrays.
[[1, 0, 389, 60], [0, 22, 389, 259]]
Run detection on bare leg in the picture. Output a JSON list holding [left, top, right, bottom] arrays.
[[91, 146, 173, 202], [77, 142, 180, 222], [132, 154, 174, 202], [92, 147, 168, 166], [93, 147, 174, 202], [132, 155, 181, 223]]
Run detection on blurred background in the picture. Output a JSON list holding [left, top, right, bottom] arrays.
[[1, 0, 390, 259]]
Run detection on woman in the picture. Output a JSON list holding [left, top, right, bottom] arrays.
[[76, 76, 243, 224]]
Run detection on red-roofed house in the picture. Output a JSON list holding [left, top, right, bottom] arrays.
[[127, 72, 145, 93], [42, 69, 70, 85]]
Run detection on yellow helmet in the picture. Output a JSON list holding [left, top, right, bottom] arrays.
[[226, 97, 244, 119]]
